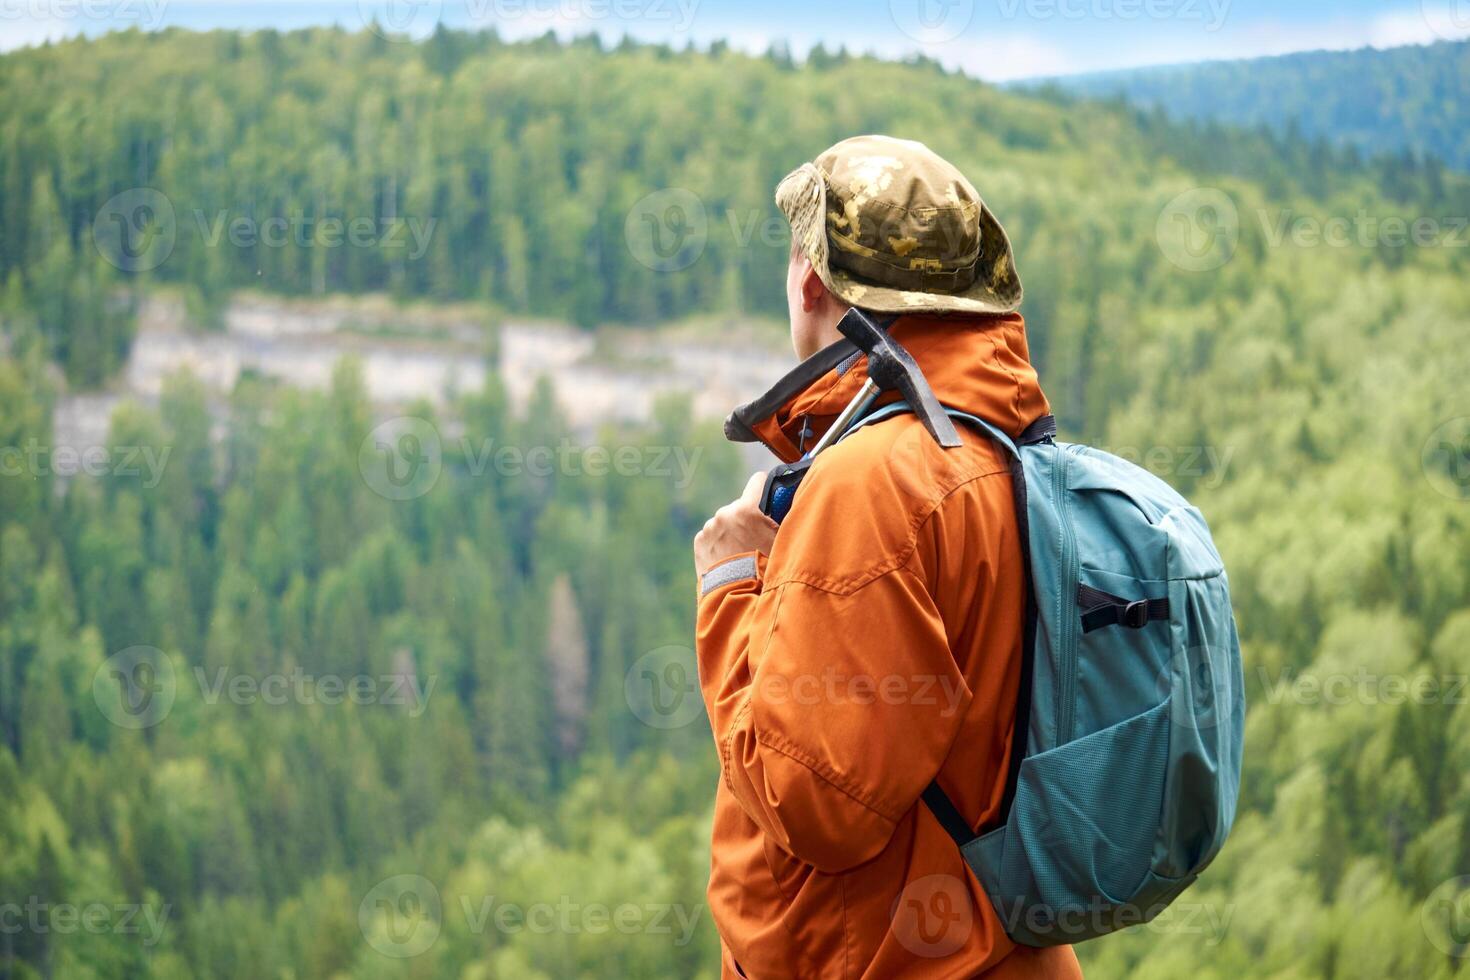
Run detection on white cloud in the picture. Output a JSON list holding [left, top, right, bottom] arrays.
[[1373, 5, 1470, 45], [705, 23, 1072, 82], [0, 13, 71, 51], [0, 0, 173, 50], [943, 33, 1074, 81]]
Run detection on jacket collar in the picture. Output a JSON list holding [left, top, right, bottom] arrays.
[[724, 312, 1050, 464]]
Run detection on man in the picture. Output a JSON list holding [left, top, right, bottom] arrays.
[[692, 135, 1083, 978]]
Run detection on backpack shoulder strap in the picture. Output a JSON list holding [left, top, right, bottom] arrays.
[[936, 408, 1019, 458], [842, 400, 1052, 848], [841, 401, 1055, 455]]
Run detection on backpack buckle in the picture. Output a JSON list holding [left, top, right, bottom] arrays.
[[1122, 600, 1150, 628]]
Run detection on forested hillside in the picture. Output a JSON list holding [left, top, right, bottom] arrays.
[[1, 27, 1460, 384], [1, 27, 1469, 979], [1037, 39, 1470, 172]]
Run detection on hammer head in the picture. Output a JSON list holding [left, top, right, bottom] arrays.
[[837, 309, 962, 448]]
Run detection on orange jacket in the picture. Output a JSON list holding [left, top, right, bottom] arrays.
[[695, 313, 1083, 979]]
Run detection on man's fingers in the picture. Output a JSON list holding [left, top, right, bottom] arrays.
[[693, 471, 781, 575]]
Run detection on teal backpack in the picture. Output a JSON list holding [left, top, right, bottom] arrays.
[[848, 403, 1245, 946]]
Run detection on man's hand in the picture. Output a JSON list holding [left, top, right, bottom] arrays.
[[694, 472, 780, 576]]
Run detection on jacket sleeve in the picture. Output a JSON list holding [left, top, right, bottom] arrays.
[[694, 469, 974, 874]]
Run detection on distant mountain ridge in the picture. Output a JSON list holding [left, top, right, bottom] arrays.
[[1028, 39, 1470, 170]]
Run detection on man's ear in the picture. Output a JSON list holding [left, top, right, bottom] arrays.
[[800, 261, 828, 313]]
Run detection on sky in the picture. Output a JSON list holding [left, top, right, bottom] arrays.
[[1, 0, 1467, 79]]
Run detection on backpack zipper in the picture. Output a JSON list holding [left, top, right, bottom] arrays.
[[1055, 446, 1079, 743]]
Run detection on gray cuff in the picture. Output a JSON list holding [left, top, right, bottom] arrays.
[[700, 555, 760, 598]]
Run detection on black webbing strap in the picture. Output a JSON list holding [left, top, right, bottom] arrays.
[[1017, 413, 1057, 445], [922, 780, 975, 846], [921, 415, 1048, 850], [1077, 584, 1170, 634]]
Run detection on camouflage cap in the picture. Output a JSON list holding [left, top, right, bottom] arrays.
[[776, 135, 1022, 316]]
